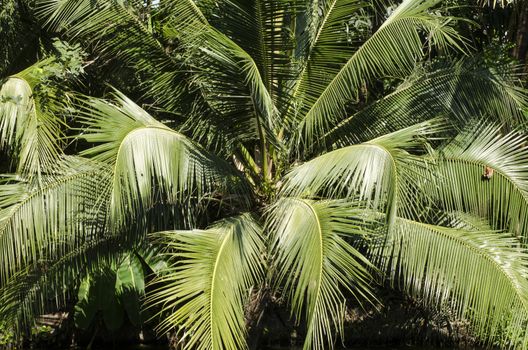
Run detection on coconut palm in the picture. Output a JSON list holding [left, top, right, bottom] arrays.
[[2, 0, 528, 349]]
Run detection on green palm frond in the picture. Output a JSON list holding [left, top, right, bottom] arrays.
[[193, 0, 301, 104], [37, 0, 114, 31], [287, 0, 365, 118], [147, 214, 264, 350], [0, 156, 111, 286], [159, 0, 209, 28], [382, 217, 528, 348], [281, 120, 442, 223], [439, 211, 496, 231], [0, 236, 122, 331], [0, 60, 66, 177], [292, 0, 466, 152], [36, 0, 190, 111], [166, 23, 280, 153], [268, 198, 375, 350], [10, 1, 528, 348], [430, 122, 528, 240], [76, 91, 249, 228], [38, 0, 280, 156], [301, 0, 364, 60], [157, 1, 284, 161], [325, 59, 528, 146]]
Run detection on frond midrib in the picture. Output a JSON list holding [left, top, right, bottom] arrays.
[[300, 15, 430, 128], [378, 144, 399, 223], [254, 0, 270, 90], [209, 225, 233, 350], [110, 124, 175, 201], [297, 198, 324, 349], [290, 0, 339, 102]]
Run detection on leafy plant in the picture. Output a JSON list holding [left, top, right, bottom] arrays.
[[74, 252, 146, 331], [0, 321, 16, 349], [1, 0, 528, 350]]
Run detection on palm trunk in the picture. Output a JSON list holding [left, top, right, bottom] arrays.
[[245, 285, 271, 350], [513, 1, 528, 63]]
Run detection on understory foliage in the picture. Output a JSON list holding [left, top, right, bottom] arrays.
[[2, 0, 528, 349]]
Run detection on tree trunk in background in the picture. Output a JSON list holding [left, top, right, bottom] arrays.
[[513, 0, 528, 63]]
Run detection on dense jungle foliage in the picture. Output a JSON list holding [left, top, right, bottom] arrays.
[[2, 0, 528, 349]]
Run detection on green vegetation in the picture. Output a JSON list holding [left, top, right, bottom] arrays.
[[1, 0, 528, 349]]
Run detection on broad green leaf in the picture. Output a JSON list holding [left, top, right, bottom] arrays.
[[116, 254, 145, 295], [74, 276, 96, 330]]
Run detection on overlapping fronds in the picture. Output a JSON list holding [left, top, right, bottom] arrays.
[[156, 0, 284, 157], [192, 0, 300, 104], [282, 120, 442, 223], [38, 0, 281, 155], [37, 0, 124, 32], [430, 122, 528, 240], [325, 59, 528, 146], [288, 0, 365, 119], [292, 0, 466, 152], [301, 0, 364, 60], [383, 218, 528, 348], [283, 143, 394, 205], [0, 61, 66, 177], [268, 198, 375, 350], [167, 23, 279, 153], [0, 236, 123, 331], [77, 91, 249, 228], [36, 0, 189, 111], [0, 156, 111, 286], [147, 214, 264, 350], [439, 211, 496, 231], [10, 1, 528, 349]]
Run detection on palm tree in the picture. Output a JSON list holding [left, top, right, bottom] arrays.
[[1, 0, 528, 349]]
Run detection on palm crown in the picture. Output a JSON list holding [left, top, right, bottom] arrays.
[[1, 0, 528, 349]]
